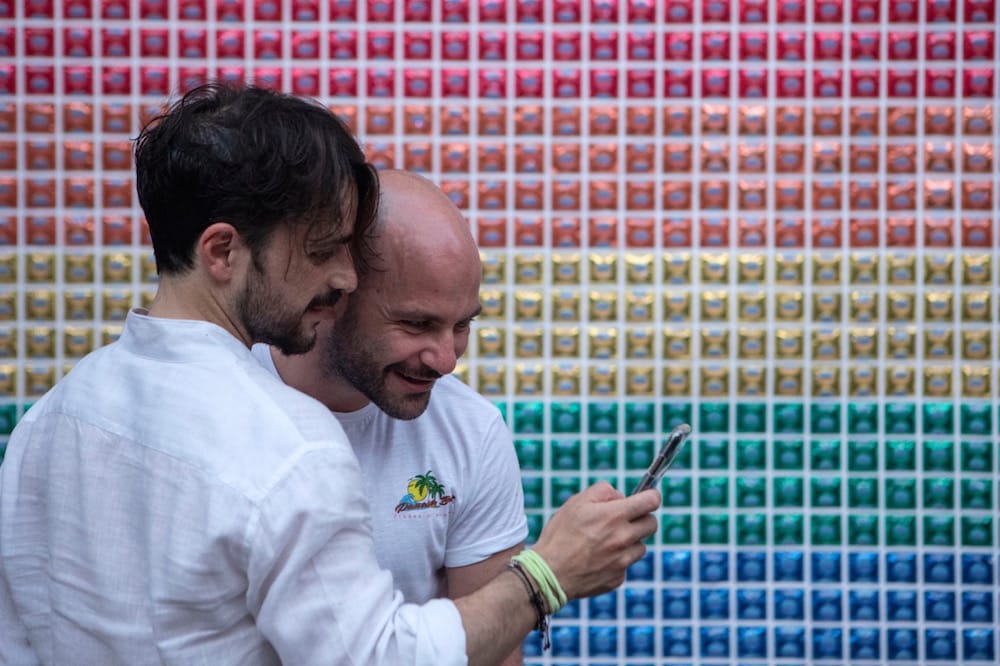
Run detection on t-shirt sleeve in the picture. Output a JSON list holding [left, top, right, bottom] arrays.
[[444, 413, 528, 568], [246, 446, 469, 665]]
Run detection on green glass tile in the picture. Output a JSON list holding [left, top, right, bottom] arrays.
[[847, 403, 879, 434], [961, 441, 993, 472], [961, 517, 993, 547], [624, 476, 643, 496], [493, 401, 508, 424], [587, 475, 618, 490], [923, 440, 955, 472], [514, 439, 544, 470], [810, 515, 842, 545], [550, 477, 582, 507], [587, 439, 618, 470], [526, 514, 543, 543], [699, 514, 729, 544], [662, 402, 692, 429], [773, 514, 804, 545], [848, 515, 879, 545], [0, 441, 5, 465], [699, 403, 729, 433], [886, 515, 916, 546], [662, 477, 692, 507], [737, 514, 766, 545], [667, 436, 693, 470], [960, 403, 992, 435], [922, 403, 954, 435], [624, 403, 656, 433], [773, 403, 804, 434], [513, 401, 544, 434], [551, 402, 582, 433], [810, 440, 840, 470], [735, 403, 766, 433], [809, 404, 841, 434], [811, 478, 841, 507], [698, 477, 729, 507], [736, 477, 766, 507], [885, 440, 916, 471], [773, 440, 804, 470], [923, 478, 954, 509], [885, 479, 916, 509], [924, 516, 955, 546], [848, 478, 878, 508], [961, 479, 992, 510], [588, 402, 618, 434], [736, 439, 766, 470], [774, 477, 804, 507], [625, 439, 655, 469], [0, 404, 16, 435], [885, 402, 916, 434], [551, 439, 581, 470], [522, 477, 544, 509], [698, 439, 729, 470], [848, 441, 878, 471], [661, 515, 692, 544]]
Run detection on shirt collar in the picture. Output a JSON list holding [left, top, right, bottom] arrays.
[[118, 308, 252, 363]]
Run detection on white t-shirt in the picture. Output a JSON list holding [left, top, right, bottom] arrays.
[[0, 311, 466, 665], [254, 347, 527, 603]]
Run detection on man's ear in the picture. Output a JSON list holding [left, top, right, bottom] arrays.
[[197, 222, 247, 283]]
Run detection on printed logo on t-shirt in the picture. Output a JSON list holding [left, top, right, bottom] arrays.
[[395, 470, 456, 514]]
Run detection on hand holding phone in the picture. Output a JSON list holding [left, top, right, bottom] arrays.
[[632, 423, 692, 494]]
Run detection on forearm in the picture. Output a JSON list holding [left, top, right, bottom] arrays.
[[453, 569, 537, 666]]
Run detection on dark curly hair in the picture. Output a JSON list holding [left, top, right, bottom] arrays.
[[134, 82, 377, 275]]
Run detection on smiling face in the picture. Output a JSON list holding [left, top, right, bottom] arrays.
[[319, 171, 481, 419], [237, 218, 358, 356]]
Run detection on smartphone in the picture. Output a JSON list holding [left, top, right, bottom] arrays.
[[631, 423, 692, 494]]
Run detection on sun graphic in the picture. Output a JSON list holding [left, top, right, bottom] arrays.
[[407, 477, 428, 501]]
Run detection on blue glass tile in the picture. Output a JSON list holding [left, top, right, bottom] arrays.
[[624, 588, 654, 619], [774, 589, 805, 620], [924, 553, 955, 584], [662, 589, 692, 619], [962, 553, 994, 584], [811, 552, 842, 582], [737, 627, 767, 658], [774, 551, 804, 581], [700, 589, 730, 619], [812, 590, 843, 622], [849, 589, 880, 621], [551, 626, 580, 657], [699, 551, 730, 582], [924, 591, 956, 622], [522, 633, 543, 657], [662, 550, 693, 581], [737, 589, 767, 620], [962, 592, 994, 623], [588, 626, 617, 657], [925, 628, 956, 661], [886, 552, 917, 582], [588, 591, 617, 619], [555, 599, 580, 619], [963, 629, 995, 661], [887, 628, 918, 660], [848, 552, 879, 582], [699, 627, 730, 658], [626, 551, 654, 581], [812, 627, 843, 660], [624, 626, 655, 657], [887, 591, 917, 621], [850, 628, 880, 660], [661, 627, 692, 658], [774, 627, 805, 659], [737, 551, 767, 581]]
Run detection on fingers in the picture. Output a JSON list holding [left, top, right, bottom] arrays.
[[582, 480, 623, 502], [621, 488, 661, 519]]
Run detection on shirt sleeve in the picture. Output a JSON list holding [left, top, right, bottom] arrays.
[[444, 413, 528, 568], [0, 573, 40, 666], [246, 446, 469, 665]]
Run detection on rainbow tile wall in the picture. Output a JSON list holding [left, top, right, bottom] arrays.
[[1, 1, 998, 663]]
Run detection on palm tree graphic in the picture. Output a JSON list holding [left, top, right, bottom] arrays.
[[412, 471, 446, 500]]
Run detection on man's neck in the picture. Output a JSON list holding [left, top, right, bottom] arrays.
[[148, 277, 251, 348], [269, 347, 369, 413]]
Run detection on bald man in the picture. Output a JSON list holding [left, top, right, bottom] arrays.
[[252, 170, 527, 663]]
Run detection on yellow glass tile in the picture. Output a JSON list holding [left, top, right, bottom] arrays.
[[513, 327, 543, 358]]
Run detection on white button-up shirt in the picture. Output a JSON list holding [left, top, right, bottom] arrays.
[[0, 311, 466, 665]]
